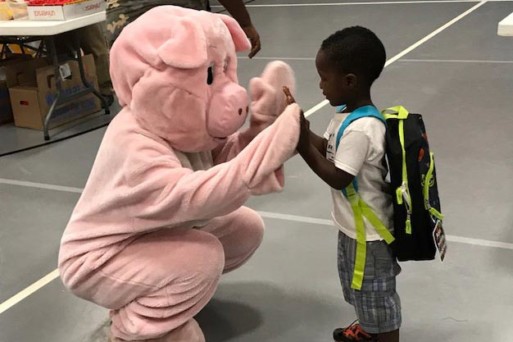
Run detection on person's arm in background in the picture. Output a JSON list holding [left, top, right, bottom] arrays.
[[217, 0, 261, 58]]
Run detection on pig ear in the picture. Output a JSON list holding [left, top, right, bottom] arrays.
[[216, 13, 251, 52], [157, 17, 208, 69]]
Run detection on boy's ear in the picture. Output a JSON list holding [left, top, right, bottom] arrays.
[[345, 73, 358, 87]]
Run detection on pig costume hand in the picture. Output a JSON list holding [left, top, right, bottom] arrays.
[[58, 6, 300, 342]]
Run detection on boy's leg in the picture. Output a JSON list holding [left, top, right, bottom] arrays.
[[355, 239, 401, 338], [376, 329, 399, 342], [335, 232, 401, 341]]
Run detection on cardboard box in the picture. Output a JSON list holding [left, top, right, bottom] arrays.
[[10, 0, 29, 20], [27, 0, 105, 21], [0, 55, 45, 124], [8, 54, 101, 130]]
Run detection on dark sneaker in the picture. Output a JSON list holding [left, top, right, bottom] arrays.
[[333, 321, 377, 341]]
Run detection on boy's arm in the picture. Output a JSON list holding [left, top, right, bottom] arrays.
[[297, 112, 355, 190], [309, 129, 328, 156], [298, 143, 354, 190]]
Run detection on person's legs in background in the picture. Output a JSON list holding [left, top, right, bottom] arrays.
[[54, 22, 114, 107], [77, 23, 114, 106]]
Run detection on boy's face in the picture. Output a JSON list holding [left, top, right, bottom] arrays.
[[315, 49, 352, 107]]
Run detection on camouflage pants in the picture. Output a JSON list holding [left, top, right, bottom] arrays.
[[105, 0, 210, 46], [55, 23, 112, 95]]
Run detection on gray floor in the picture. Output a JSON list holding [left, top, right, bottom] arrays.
[[1, 0, 513, 341]]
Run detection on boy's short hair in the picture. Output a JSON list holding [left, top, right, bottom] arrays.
[[321, 26, 386, 85]]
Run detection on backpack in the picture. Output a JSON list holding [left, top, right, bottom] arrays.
[[335, 104, 446, 290]]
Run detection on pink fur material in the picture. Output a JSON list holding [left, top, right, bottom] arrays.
[[58, 6, 299, 342]]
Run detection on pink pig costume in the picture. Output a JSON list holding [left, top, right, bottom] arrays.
[[58, 6, 301, 342]]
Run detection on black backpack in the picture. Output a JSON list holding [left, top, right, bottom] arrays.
[[382, 106, 446, 261], [336, 105, 446, 265]]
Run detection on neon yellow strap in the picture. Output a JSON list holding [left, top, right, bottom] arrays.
[[345, 184, 395, 290], [398, 119, 412, 234], [429, 207, 444, 220], [423, 152, 435, 208], [383, 106, 412, 234], [423, 152, 445, 221], [405, 219, 412, 234], [383, 106, 409, 119], [350, 198, 367, 290], [360, 201, 395, 244], [398, 119, 407, 185]]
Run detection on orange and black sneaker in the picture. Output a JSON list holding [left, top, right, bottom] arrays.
[[333, 320, 378, 341]]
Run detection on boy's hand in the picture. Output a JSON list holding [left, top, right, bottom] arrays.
[[283, 86, 295, 105], [297, 110, 311, 153], [282, 86, 310, 153]]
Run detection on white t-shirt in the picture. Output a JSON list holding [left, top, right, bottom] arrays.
[[324, 112, 393, 241]]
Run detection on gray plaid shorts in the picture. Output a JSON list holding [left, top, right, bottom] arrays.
[[337, 231, 402, 334]]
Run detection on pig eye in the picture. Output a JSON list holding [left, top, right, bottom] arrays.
[[207, 65, 214, 85]]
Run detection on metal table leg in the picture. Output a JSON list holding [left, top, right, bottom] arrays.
[[71, 31, 110, 116], [43, 36, 62, 141]]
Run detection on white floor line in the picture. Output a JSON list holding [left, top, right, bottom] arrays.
[[258, 210, 333, 226], [258, 211, 513, 251], [446, 235, 513, 250], [212, 0, 508, 8], [401, 58, 513, 64], [305, 100, 329, 117], [0, 269, 60, 315], [253, 57, 513, 64], [384, 1, 488, 66], [0, 178, 83, 193], [252, 56, 315, 61]]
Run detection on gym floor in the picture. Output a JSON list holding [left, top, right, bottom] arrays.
[[0, 0, 512, 341]]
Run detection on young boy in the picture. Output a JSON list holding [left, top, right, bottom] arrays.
[[286, 26, 401, 342]]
